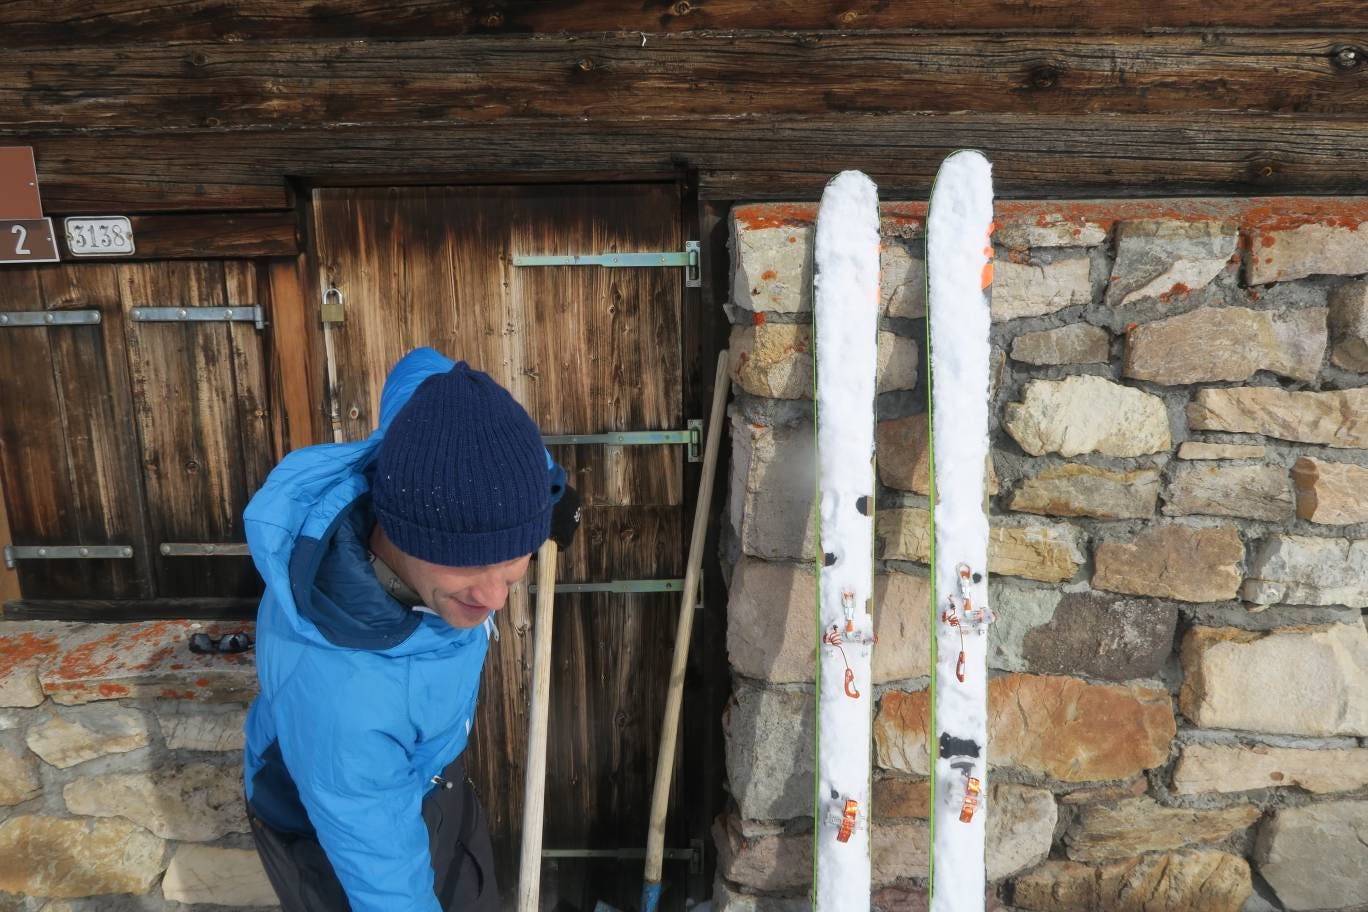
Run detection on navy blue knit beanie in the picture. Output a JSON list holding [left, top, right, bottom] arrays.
[[373, 363, 550, 567]]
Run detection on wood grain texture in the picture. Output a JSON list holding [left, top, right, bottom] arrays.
[[0, 266, 153, 600], [118, 261, 271, 598], [0, 479, 18, 605], [8, 34, 1367, 134], [2, 597, 257, 620], [21, 113, 1368, 213], [312, 182, 687, 902], [1, 0, 1364, 46]]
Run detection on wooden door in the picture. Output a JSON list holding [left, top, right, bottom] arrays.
[[311, 184, 688, 909]]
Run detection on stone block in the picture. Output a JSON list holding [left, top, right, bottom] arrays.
[[1107, 219, 1238, 307], [25, 705, 152, 768], [726, 558, 929, 685], [1124, 305, 1326, 384], [1173, 742, 1368, 795], [1241, 534, 1368, 607], [158, 708, 248, 752], [876, 675, 1174, 782], [1005, 376, 1171, 458], [876, 413, 999, 496], [1176, 442, 1266, 460], [1292, 457, 1368, 525], [0, 815, 166, 898], [1009, 463, 1159, 520], [728, 213, 925, 317], [1330, 279, 1368, 371], [713, 879, 809, 912], [0, 623, 63, 707], [1011, 850, 1252, 912], [872, 819, 930, 883], [996, 214, 1108, 249], [0, 746, 40, 806], [1188, 386, 1368, 448], [987, 783, 1056, 881], [162, 844, 277, 906], [1018, 591, 1178, 681], [1063, 796, 1260, 863], [724, 683, 814, 820], [1010, 323, 1111, 365], [1179, 624, 1368, 737], [1092, 524, 1244, 603], [728, 413, 816, 561], [878, 507, 1084, 583], [1254, 800, 1368, 910], [1162, 464, 1294, 521], [729, 323, 918, 400], [62, 761, 248, 841], [1246, 222, 1368, 285], [713, 814, 810, 892], [992, 257, 1092, 321]]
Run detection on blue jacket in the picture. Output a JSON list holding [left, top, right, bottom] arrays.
[[244, 348, 562, 911]]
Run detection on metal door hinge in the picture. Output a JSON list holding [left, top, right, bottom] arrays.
[[543, 419, 703, 462], [514, 240, 701, 287], [5, 544, 133, 569], [131, 306, 266, 330], [159, 543, 251, 557], [0, 310, 101, 327]]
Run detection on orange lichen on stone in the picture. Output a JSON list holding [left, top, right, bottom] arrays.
[[0, 631, 60, 666], [733, 203, 816, 231], [97, 683, 130, 698]]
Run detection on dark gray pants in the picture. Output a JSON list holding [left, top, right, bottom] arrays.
[[247, 759, 499, 911]]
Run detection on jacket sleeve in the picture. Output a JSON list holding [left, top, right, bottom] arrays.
[[274, 659, 441, 912]]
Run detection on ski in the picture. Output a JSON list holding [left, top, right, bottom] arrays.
[[812, 170, 880, 912], [925, 150, 996, 911]]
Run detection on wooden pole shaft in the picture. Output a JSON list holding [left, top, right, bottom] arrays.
[[642, 352, 731, 900], [516, 538, 559, 912]]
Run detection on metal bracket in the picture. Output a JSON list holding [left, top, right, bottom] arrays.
[[0, 310, 101, 327], [542, 423, 703, 463], [514, 240, 701, 287], [159, 543, 251, 557], [5, 544, 133, 569], [131, 306, 266, 330], [528, 578, 683, 595]]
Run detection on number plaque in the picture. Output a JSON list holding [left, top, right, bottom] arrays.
[[64, 216, 135, 257]]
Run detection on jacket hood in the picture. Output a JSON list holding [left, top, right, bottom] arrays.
[[245, 348, 486, 655]]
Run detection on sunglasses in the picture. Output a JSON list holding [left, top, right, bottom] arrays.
[[188, 631, 254, 655]]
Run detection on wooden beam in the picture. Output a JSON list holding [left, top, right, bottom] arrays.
[[0, 479, 19, 605], [2, 0, 1366, 46], [15, 114, 1368, 212], [267, 256, 325, 450], [54, 212, 298, 260], [6, 35, 1368, 135], [2, 598, 258, 621]]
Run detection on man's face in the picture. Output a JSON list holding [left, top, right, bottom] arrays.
[[402, 551, 532, 629]]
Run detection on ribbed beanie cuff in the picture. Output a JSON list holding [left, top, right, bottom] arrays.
[[376, 502, 551, 567]]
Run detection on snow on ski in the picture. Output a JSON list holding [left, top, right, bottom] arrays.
[[812, 169, 880, 912], [925, 150, 996, 912]]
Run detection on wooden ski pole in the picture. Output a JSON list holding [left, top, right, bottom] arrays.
[[641, 352, 730, 912], [516, 538, 558, 912]]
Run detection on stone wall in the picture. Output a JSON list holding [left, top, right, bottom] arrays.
[[0, 620, 276, 911], [718, 198, 1368, 911]]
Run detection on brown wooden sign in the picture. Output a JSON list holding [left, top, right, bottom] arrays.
[[1, 218, 60, 264], [0, 147, 43, 220]]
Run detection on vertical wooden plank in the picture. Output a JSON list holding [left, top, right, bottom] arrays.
[[119, 261, 259, 597], [267, 256, 323, 450], [223, 261, 277, 495], [37, 264, 155, 599], [0, 267, 79, 598], [0, 476, 20, 605]]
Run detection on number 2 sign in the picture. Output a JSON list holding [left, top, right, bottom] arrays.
[[1, 217, 59, 264]]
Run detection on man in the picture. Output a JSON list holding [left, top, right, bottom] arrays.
[[242, 348, 578, 911]]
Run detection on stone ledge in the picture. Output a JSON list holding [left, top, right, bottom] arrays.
[[0, 620, 256, 707]]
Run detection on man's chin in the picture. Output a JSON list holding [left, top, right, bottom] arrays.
[[440, 602, 492, 629]]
